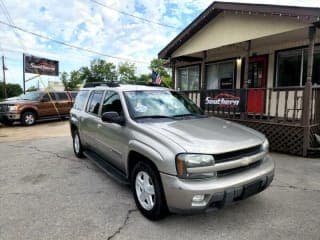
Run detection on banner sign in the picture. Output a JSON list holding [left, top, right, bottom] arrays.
[[24, 54, 59, 76], [205, 90, 246, 112]]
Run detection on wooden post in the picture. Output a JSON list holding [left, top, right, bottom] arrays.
[[171, 59, 176, 89], [302, 26, 316, 156], [243, 40, 251, 89], [200, 51, 207, 110]]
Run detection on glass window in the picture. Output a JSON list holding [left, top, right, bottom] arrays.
[[55, 92, 69, 100], [177, 65, 200, 90], [276, 47, 320, 87], [86, 91, 104, 115], [42, 92, 56, 101], [206, 61, 235, 89], [101, 91, 123, 116], [73, 90, 89, 110], [124, 90, 203, 120]]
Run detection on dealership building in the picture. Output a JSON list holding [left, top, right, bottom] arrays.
[[159, 2, 320, 156]]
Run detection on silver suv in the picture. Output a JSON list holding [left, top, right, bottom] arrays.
[[70, 84, 275, 220]]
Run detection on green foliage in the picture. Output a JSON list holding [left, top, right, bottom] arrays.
[[26, 86, 38, 92], [60, 58, 172, 89], [149, 58, 172, 88], [118, 62, 136, 83], [0, 83, 23, 99], [61, 70, 83, 91], [137, 74, 151, 83], [83, 59, 117, 83]]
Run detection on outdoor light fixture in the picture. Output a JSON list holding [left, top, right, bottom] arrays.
[[236, 57, 242, 65]]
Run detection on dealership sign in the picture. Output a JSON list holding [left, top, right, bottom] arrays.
[[24, 54, 59, 76], [205, 90, 246, 112]]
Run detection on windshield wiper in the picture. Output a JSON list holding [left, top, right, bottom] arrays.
[[172, 113, 206, 118], [134, 115, 175, 120]]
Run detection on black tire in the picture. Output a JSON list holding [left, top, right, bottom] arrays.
[[21, 111, 36, 126], [131, 161, 168, 220], [73, 130, 84, 158]]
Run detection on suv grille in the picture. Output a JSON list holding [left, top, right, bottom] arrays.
[[217, 159, 262, 177], [0, 104, 8, 112], [214, 145, 262, 164]]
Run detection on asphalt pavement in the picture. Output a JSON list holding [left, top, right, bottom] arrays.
[[0, 136, 320, 240]]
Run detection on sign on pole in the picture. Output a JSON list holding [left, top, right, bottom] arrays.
[[24, 54, 59, 76]]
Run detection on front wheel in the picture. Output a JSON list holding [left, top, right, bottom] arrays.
[[21, 111, 36, 126], [131, 162, 168, 220], [73, 130, 84, 158]]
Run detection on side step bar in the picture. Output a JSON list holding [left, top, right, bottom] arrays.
[[83, 150, 129, 185]]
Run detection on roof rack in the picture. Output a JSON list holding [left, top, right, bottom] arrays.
[[83, 81, 120, 88]]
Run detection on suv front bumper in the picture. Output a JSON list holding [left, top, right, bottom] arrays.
[[160, 155, 275, 213], [0, 113, 20, 122]]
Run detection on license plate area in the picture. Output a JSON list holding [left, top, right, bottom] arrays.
[[241, 180, 262, 199]]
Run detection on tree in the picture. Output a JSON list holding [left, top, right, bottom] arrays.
[[149, 58, 172, 87], [137, 74, 151, 84], [61, 71, 83, 91], [0, 83, 23, 99], [118, 62, 136, 83], [82, 59, 117, 83], [26, 86, 38, 92]]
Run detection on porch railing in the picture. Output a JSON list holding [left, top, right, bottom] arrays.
[[182, 86, 320, 126]]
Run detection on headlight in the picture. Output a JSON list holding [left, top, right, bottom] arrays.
[[8, 105, 18, 112], [261, 139, 269, 152], [176, 154, 216, 179]]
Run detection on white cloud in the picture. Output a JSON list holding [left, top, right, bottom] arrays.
[[0, 0, 319, 87]]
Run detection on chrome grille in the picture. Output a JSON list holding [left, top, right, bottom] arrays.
[[214, 145, 262, 164], [0, 104, 8, 112]]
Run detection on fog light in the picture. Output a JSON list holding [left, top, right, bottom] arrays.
[[192, 194, 207, 207], [193, 194, 205, 202]]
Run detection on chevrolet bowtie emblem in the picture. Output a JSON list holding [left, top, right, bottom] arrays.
[[242, 157, 251, 166]]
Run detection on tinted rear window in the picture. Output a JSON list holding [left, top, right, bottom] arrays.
[[86, 91, 104, 115], [73, 90, 89, 110]]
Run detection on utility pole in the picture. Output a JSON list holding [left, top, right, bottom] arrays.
[[2, 56, 7, 99]]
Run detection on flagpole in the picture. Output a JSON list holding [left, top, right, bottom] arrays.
[[23, 53, 26, 94]]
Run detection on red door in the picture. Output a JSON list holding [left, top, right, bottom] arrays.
[[246, 56, 268, 113]]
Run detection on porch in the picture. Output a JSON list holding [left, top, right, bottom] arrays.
[[182, 86, 320, 156]]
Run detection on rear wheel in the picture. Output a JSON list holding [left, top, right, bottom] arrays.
[[21, 111, 36, 126], [131, 162, 168, 220], [73, 130, 84, 158]]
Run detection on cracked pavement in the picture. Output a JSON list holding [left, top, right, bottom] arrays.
[[1, 123, 320, 239]]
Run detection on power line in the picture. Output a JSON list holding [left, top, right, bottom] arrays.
[[0, 0, 27, 51], [0, 20, 149, 64], [90, 0, 179, 30]]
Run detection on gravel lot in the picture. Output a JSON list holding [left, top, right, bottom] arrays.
[[0, 122, 320, 240]]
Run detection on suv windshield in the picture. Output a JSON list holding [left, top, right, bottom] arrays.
[[124, 90, 205, 120], [19, 92, 42, 101]]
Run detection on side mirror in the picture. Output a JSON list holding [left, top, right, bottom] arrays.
[[101, 111, 125, 125]]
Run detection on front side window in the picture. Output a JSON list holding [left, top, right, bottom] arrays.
[[124, 90, 203, 120], [177, 65, 200, 90], [101, 91, 123, 116], [73, 90, 89, 110], [86, 91, 104, 115], [42, 92, 56, 101], [276, 47, 320, 87]]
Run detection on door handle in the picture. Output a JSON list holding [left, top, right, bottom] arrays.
[[97, 123, 102, 128]]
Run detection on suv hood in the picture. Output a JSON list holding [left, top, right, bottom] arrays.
[[144, 117, 265, 154], [0, 99, 36, 105]]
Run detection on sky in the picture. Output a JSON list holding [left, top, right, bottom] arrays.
[[0, 0, 319, 90]]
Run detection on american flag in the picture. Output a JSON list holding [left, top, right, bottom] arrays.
[[151, 70, 161, 85]]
